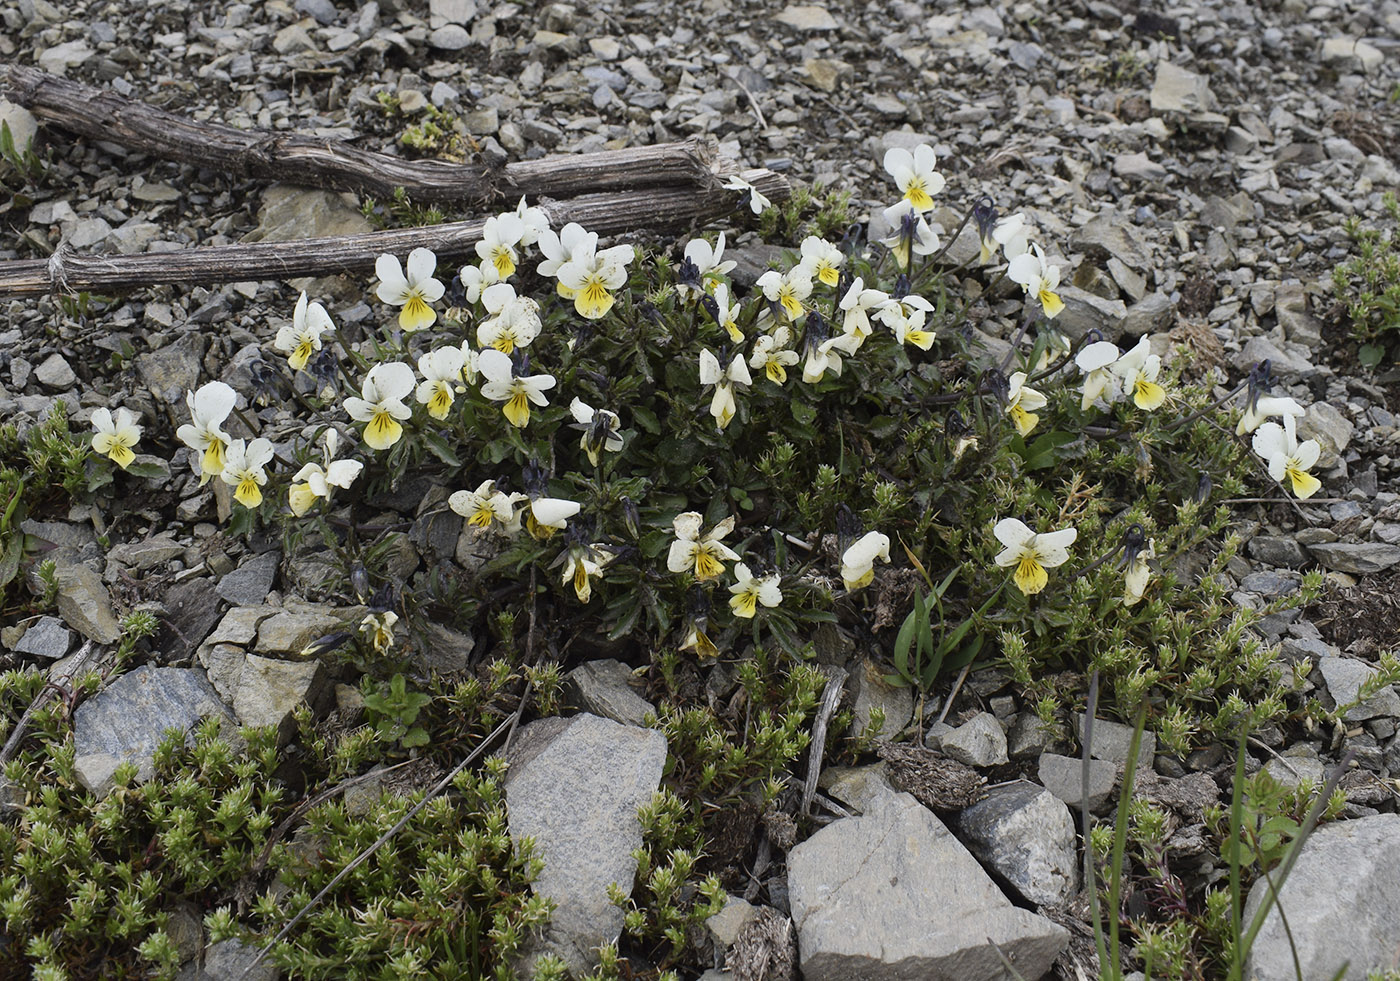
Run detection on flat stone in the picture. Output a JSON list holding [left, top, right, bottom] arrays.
[[107, 534, 185, 571], [788, 791, 1067, 980], [12, 616, 72, 658], [137, 333, 207, 405], [506, 714, 667, 976], [1150, 61, 1216, 114], [707, 894, 759, 948], [1038, 753, 1117, 811], [1263, 754, 1326, 791], [1113, 151, 1169, 183], [429, 0, 476, 25], [1120, 292, 1174, 337], [956, 781, 1078, 905], [56, 563, 121, 644], [243, 184, 372, 245], [256, 605, 358, 655], [37, 39, 93, 75], [1236, 336, 1314, 379], [1075, 713, 1155, 774], [1053, 285, 1127, 342], [567, 658, 656, 727], [1274, 284, 1323, 349], [1319, 37, 1384, 74], [216, 550, 280, 606], [34, 353, 76, 389], [1245, 814, 1400, 980], [1240, 571, 1301, 598], [231, 653, 326, 740], [1295, 401, 1353, 469], [0, 98, 38, 152], [1068, 213, 1152, 272], [429, 24, 472, 50], [1248, 535, 1308, 568], [1307, 543, 1400, 576], [197, 939, 279, 981], [941, 711, 1008, 767], [849, 658, 914, 740], [412, 620, 475, 675], [774, 5, 839, 30], [1318, 656, 1400, 721], [73, 665, 235, 796], [803, 58, 849, 93]]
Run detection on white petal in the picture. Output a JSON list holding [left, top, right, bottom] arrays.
[[672, 511, 703, 542], [699, 349, 722, 385], [406, 247, 438, 285], [993, 518, 1035, 550], [477, 348, 514, 384], [193, 381, 237, 425], [532, 497, 580, 526]]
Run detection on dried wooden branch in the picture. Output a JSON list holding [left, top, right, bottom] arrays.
[[0, 63, 718, 204], [0, 168, 788, 296]]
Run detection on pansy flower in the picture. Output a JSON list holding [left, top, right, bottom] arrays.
[[416, 347, 466, 420], [1253, 413, 1322, 499], [478, 349, 555, 428], [756, 266, 813, 321], [722, 174, 771, 215], [525, 496, 581, 541], [1075, 340, 1121, 411], [375, 248, 444, 331], [563, 543, 610, 602], [729, 563, 782, 618], [569, 397, 625, 465], [476, 283, 542, 354], [558, 243, 635, 320], [449, 479, 527, 534], [879, 199, 940, 271], [698, 348, 752, 430], [344, 362, 415, 450], [1236, 394, 1304, 436], [475, 213, 526, 281], [1110, 336, 1166, 411], [883, 143, 945, 212], [177, 380, 238, 480], [993, 518, 1077, 596], [288, 429, 363, 517], [798, 235, 844, 287], [841, 531, 890, 590], [1005, 372, 1047, 437], [749, 327, 800, 384], [221, 437, 275, 509], [838, 277, 891, 342], [666, 512, 739, 581], [1007, 244, 1064, 319], [681, 232, 736, 294], [537, 222, 599, 298], [90, 407, 141, 469], [711, 282, 744, 343], [275, 292, 333, 371]]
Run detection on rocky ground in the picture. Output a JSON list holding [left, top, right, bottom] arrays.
[[4, 0, 1400, 978]]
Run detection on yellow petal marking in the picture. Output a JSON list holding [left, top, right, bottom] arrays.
[[202, 438, 227, 476], [1039, 288, 1064, 318], [904, 179, 933, 211], [731, 589, 759, 618], [817, 264, 840, 287], [290, 340, 314, 371], [491, 246, 516, 280], [572, 561, 592, 602], [1014, 556, 1049, 595], [575, 277, 614, 320], [693, 546, 726, 581], [1288, 466, 1321, 499], [778, 287, 803, 320], [1009, 404, 1038, 437], [503, 390, 532, 428], [365, 410, 403, 450], [766, 361, 787, 385], [235, 477, 263, 509], [427, 384, 454, 420], [1133, 379, 1166, 411], [399, 292, 436, 331], [288, 483, 317, 517]]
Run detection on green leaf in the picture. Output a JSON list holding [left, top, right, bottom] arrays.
[[1018, 430, 1078, 471], [1359, 343, 1384, 368], [632, 405, 662, 434], [124, 460, 168, 480], [790, 400, 817, 426], [422, 431, 462, 466], [868, 415, 899, 439]]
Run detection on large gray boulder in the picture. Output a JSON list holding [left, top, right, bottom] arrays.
[[1245, 813, 1400, 980], [788, 789, 1067, 980], [506, 713, 667, 976]]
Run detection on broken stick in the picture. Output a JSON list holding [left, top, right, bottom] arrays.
[[0, 64, 720, 204], [0, 169, 788, 296]]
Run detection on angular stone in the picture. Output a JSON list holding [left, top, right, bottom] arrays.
[[412, 621, 475, 675], [56, 563, 121, 644], [1113, 151, 1169, 183], [567, 658, 656, 727], [429, 24, 471, 50], [803, 58, 848, 93], [1318, 656, 1400, 721], [1307, 543, 1400, 576], [506, 714, 667, 976], [1150, 62, 1216, 114], [216, 551, 280, 606], [1038, 753, 1117, 811], [1068, 214, 1152, 273], [243, 184, 372, 245], [11, 615, 71, 658], [34, 353, 76, 389], [941, 712, 1008, 767], [707, 894, 758, 948], [108, 534, 185, 571], [1274, 284, 1323, 349], [1295, 401, 1352, 469], [231, 653, 326, 739], [788, 791, 1067, 980], [1053, 285, 1127, 342], [849, 658, 913, 740], [774, 5, 838, 30], [1248, 535, 1308, 568], [956, 781, 1078, 905], [1319, 37, 1384, 74], [198, 939, 279, 981], [256, 605, 359, 655], [73, 665, 236, 796], [1121, 293, 1175, 337], [1245, 814, 1400, 980], [1075, 713, 1155, 775], [137, 332, 207, 405]]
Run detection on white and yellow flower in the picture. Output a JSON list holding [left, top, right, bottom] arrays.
[[344, 362, 415, 450], [989, 213, 1030, 261], [878, 299, 936, 351], [569, 397, 624, 465], [756, 266, 813, 321], [288, 429, 362, 517], [722, 173, 771, 215], [798, 235, 844, 287], [514, 196, 551, 247], [1075, 340, 1121, 411], [476, 283, 542, 353], [879, 199, 941, 270], [176, 380, 237, 480], [883, 143, 945, 212], [802, 330, 860, 384], [459, 262, 491, 302], [475, 213, 526, 281], [841, 531, 890, 590], [682, 232, 736, 293], [666, 511, 739, 581], [1237, 394, 1304, 436], [749, 326, 800, 384], [478, 348, 555, 428], [221, 437, 275, 509], [838, 277, 891, 342], [90, 407, 141, 469], [558, 243, 634, 320], [361, 611, 398, 656], [536, 222, 598, 298], [525, 496, 580, 540], [698, 348, 752, 430], [1110, 336, 1166, 411], [1007, 244, 1064, 318], [1123, 538, 1156, 607], [1005, 371, 1047, 437], [993, 518, 1076, 595], [449, 479, 527, 534], [712, 282, 744, 343], [275, 292, 333, 371], [563, 543, 610, 602], [729, 562, 782, 618], [415, 347, 466, 420], [1253, 413, 1323, 499], [375, 248, 444, 331]]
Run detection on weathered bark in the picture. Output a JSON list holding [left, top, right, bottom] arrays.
[[0, 63, 719, 203], [0, 170, 788, 296]]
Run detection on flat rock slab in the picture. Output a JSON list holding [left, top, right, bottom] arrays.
[[1246, 814, 1400, 980], [956, 781, 1078, 906], [788, 790, 1067, 980], [73, 665, 236, 796], [506, 713, 667, 976]]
